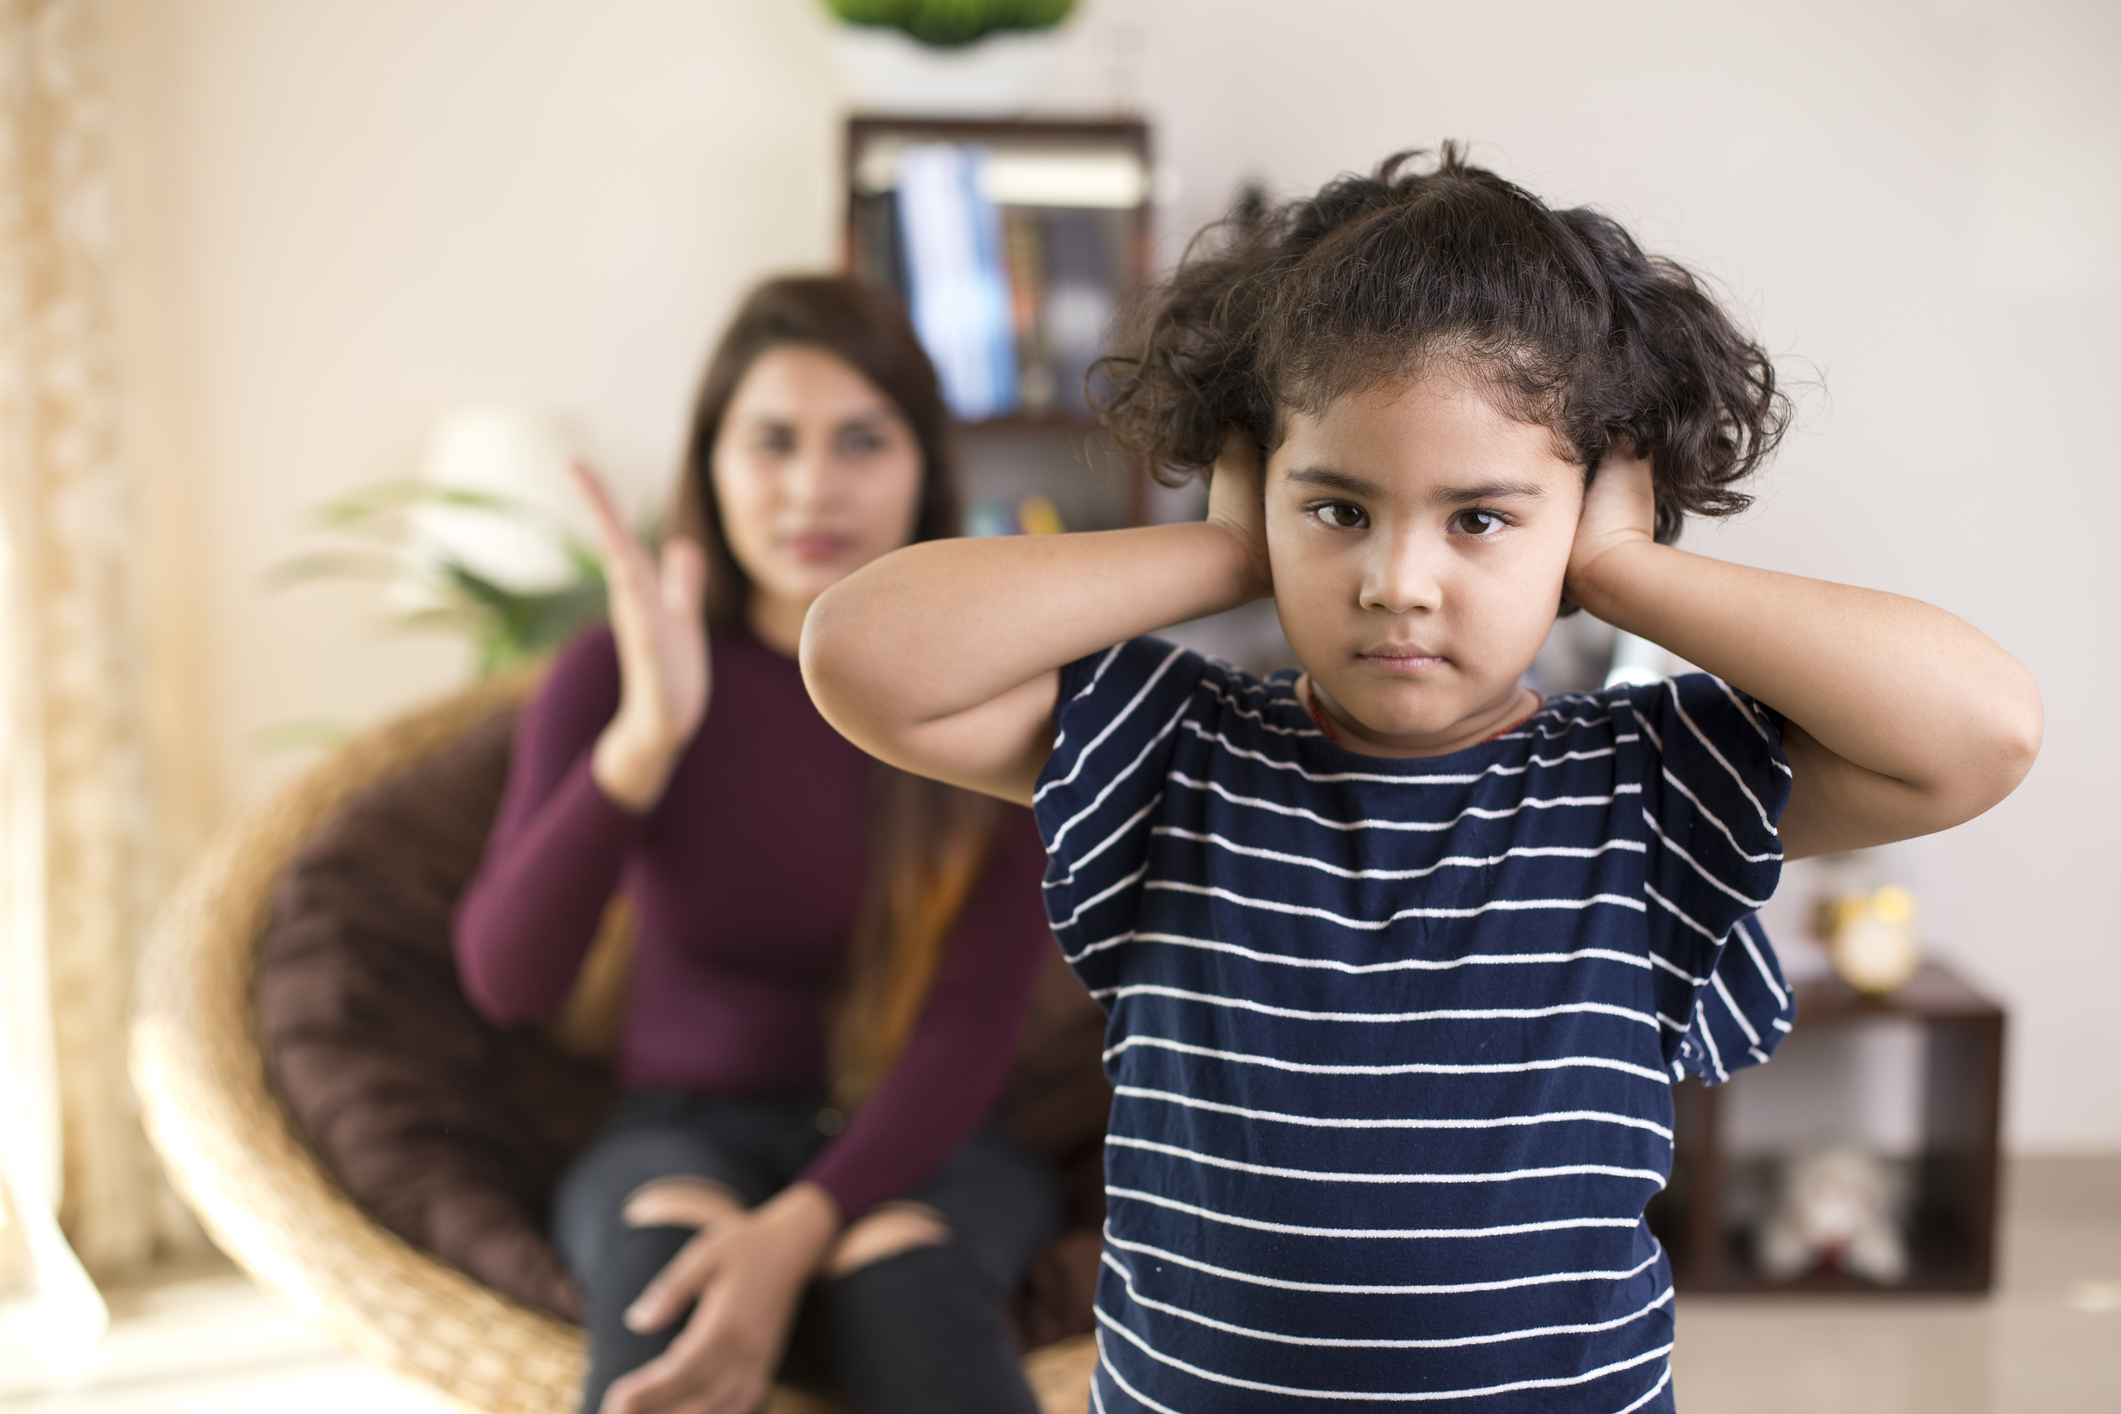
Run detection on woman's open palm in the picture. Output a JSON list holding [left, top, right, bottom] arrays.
[[575, 462, 711, 812]]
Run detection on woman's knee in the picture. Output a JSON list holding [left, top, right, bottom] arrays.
[[819, 1240, 1038, 1414], [553, 1132, 742, 1282], [823, 1201, 951, 1279]]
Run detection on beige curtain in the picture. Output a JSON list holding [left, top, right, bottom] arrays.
[[0, 0, 195, 1327]]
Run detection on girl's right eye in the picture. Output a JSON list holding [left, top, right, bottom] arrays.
[[1313, 501, 1369, 530]]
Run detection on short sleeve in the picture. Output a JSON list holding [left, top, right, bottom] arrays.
[[1620, 673, 1796, 1083], [1031, 637, 1207, 993]]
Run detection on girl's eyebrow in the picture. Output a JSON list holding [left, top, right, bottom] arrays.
[[1283, 467, 1380, 496], [1283, 467, 1550, 504], [1434, 479, 1549, 505]]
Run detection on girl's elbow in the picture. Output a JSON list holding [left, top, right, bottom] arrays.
[[1983, 665, 2044, 796], [1938, 676, 2043, 825], [797, 580, 868, 724]]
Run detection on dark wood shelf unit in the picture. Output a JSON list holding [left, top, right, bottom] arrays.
[[842, 115, 1154, 529], [842, 114, 1153, 304], [1651, 960, 2005, 1295]]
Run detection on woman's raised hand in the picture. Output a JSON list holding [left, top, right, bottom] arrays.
[[575, 462, 711, 813]]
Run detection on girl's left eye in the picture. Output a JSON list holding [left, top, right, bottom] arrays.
[[1452, 509, 1507, 536], [1314, 502, 1369, 530]]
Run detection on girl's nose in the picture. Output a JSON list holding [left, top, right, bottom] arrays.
[[1359, 530, 1442, 615]]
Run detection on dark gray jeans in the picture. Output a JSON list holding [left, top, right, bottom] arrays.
[[552, 1091, 1066, 1414]]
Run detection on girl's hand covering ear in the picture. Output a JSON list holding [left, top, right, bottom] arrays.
[[573, 461, 712, 813], [1204, 432, 1274, 601], [1565, 440, 1657, 605]]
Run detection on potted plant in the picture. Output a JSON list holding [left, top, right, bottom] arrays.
[[270, 406, 613, 688], [824, 0, 1076, 113]]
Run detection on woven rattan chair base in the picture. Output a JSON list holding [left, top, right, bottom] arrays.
[[132, 677, 1095, 1414]]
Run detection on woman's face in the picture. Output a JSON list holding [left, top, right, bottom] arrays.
[[711, 345, 926, 633]]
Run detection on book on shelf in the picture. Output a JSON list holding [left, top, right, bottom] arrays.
[[854, 137, 1140, 424]]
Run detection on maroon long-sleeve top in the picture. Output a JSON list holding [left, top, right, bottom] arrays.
[[453, 627, 1051, 1220]]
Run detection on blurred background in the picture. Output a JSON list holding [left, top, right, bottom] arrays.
[[0, 1, 2115, 1410]]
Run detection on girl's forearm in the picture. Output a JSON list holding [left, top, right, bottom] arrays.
[[803, 521, 1261, 765], [1571, 542, 2041, 821]]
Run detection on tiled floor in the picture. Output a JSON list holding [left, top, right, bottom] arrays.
[[4, 1157, 2115, 1413], [0, 1264, 457, 1414], [1674, 1156, 2121, 1412]]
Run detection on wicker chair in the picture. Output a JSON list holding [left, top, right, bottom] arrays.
[[132, 676, 1097, 1414]]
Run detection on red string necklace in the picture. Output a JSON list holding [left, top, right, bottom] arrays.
[[1302, 675, 1343, 745]]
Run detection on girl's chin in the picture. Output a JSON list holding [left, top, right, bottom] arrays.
[[1326, 682, 1498, 748]]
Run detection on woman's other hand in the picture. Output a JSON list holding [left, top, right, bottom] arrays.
[[575, 462, 711, 813], [602, 1182, 840, 1414]]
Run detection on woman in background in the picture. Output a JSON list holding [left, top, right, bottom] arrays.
[[454, 278, 1062, 1414]]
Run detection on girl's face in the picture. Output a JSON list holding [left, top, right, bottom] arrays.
[[1265, 369, 1585, 756], [712, 345, 926, 642]]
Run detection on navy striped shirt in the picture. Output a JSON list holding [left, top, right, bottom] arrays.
[[1033, 638, 1794, 1413]]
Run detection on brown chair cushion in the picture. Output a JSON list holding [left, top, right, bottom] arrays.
[[255, 702, 1110, 1341]]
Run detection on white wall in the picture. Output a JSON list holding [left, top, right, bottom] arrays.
[[117, 0, 846, 808], [121, 0, 2119, 1148]]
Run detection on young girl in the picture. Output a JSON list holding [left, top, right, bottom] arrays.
[[800, 150, 2041, 1411]]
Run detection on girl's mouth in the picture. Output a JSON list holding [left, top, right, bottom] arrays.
[[1360, 648, 1447, 674]]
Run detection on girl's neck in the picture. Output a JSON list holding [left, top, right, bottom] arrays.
[[1302, 675, 1540, 758]]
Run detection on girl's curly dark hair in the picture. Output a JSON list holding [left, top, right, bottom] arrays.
[[1095, 144, 1789, 543]]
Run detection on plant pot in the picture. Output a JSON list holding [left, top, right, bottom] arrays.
[[830, 24, 1061, 115]]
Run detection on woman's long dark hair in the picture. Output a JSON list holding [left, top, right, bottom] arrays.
[[671, 276, 1007, 1108], [1098, 144, 1790, 545]]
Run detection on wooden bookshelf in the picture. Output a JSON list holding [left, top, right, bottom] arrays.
[[842, 115, 1154, 530], [1649, 960, 2006, 1294]]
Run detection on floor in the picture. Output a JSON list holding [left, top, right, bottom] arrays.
[[2, 1158, 2114, 1414], [1672, 1156, 2121, 1412]]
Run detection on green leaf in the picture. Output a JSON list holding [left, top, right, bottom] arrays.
[[274, 473, 617, 686], [825, 0, 1072, 48], [260, 550, 406, 590]]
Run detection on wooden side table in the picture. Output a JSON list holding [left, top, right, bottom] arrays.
[[1649, 960, 2005, 1293]]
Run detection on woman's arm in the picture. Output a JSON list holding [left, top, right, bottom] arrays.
[[453, 633, 648, 1023], [1566, 449, 2042, 859], [801, 443, 1270, 804], [454, 465, 709, 1023]]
